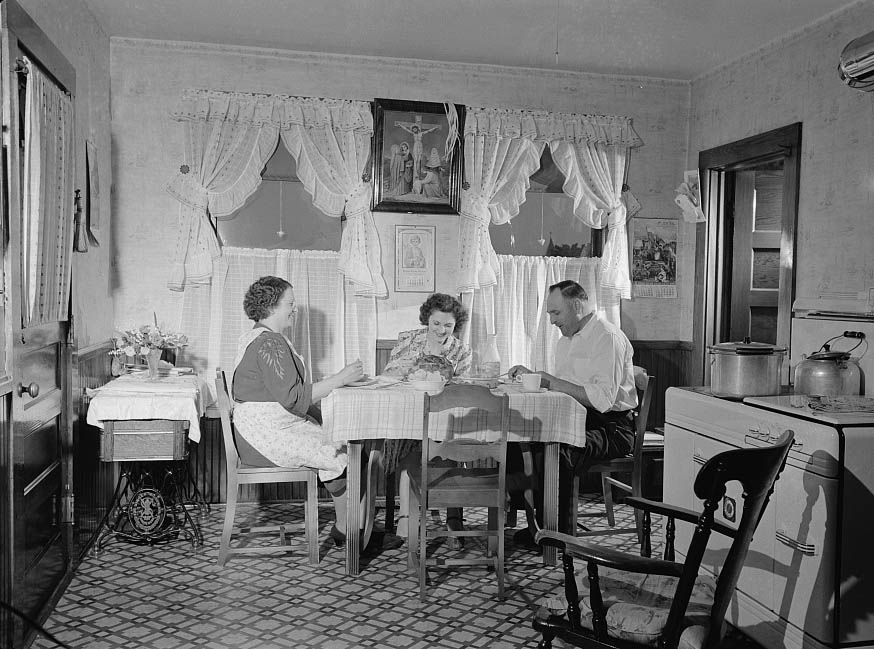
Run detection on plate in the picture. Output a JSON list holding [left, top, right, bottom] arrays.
[[347, 377, 378, 387]]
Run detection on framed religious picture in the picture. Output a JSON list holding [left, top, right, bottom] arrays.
[[395, 225, 436, 292], [372, 98, 464, 214]]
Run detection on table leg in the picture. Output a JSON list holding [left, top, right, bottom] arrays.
[[542, 442, 559, 566], [346, 441, 363, 575]]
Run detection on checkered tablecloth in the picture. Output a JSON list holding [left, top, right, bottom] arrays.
[[85, 373, 212, 443], [323, 382, 587, 448]]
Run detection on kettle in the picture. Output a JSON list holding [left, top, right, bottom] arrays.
[[794, 332, 866, 396]]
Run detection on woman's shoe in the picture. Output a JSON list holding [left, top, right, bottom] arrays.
[[329, 525, 404, 553], [446, 516, 465, 550], [329, 524, 347, 548]]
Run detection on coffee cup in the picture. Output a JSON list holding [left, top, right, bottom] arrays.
[[520, 373, 541, 392]]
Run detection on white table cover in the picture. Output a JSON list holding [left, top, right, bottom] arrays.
[[86, 372, 212, 443], [323, 381, 588, 447]]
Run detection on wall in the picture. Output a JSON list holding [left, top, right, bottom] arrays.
[[110, 38, 691, 342], [689, 1, 874, 306], [19, 0, 113, 349]]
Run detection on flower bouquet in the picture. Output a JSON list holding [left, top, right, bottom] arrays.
[[110, 316, 188, 378]]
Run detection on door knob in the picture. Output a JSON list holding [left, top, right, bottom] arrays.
[[16, 382, 39, 398]]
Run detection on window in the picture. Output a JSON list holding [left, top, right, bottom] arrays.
[[216, 144, 342, 251], [489, 148, 603, 257]]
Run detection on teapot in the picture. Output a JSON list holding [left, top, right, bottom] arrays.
[[794, 332, 866, 396]]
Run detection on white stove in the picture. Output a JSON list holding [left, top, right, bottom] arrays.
[[665, 387, 874, 649]]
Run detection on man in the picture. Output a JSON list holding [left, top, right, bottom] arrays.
[[508, 280, 638, 544]]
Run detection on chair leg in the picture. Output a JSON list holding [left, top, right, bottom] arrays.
[[305, 472, 320, 565], [218, 477, 238, 566], [419, 487, 429, 601], [496, 506, 506, 599], [571, 474, 580, 533], [385, 469, 397, 532], [601, 473, 616, 527], [408, 483, 419, 573]]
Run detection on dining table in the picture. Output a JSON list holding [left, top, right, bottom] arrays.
[[322, 377, 588, 575]]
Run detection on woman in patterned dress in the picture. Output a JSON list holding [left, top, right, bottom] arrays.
[[382, 293, 473, 546]]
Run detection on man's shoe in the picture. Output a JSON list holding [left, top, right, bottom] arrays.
[[513, 527, 540, 551]]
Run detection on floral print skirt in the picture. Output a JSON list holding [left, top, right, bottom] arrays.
[[233, 401, 347, 482]]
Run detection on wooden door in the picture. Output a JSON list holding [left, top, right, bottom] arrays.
[[1, 2, 75, 645], [728, 167, 783, 344]]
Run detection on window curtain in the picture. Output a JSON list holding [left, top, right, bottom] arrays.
[[277, 97, 386, 297], [469, 255, 601, 374], [21, 57, 75, 326], [179, 247, 376, 391], [456, 107, 545, 370], [166, 90, 386, 297], [545, 113, 642, 301], [165, 91, 279, 290]]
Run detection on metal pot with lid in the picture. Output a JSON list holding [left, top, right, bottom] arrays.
[[708, 337, 787, 398], [794, 332, 866, 396]]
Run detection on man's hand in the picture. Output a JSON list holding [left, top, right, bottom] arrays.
[[508, 365, 532, 382]]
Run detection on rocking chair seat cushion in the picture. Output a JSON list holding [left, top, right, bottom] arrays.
[[539, 567, 719, 648]]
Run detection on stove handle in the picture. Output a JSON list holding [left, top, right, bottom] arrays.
[[776, 529, 817, 555]]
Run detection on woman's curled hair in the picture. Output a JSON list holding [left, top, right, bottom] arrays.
[[243, 276, 292, 322], [418, 293, 468, 332]]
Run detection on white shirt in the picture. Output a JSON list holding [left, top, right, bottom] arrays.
[[553, 314, 637, 414]]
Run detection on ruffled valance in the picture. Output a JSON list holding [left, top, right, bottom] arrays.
[[165, 89, 384, 296], [464, 106, 642, 147]]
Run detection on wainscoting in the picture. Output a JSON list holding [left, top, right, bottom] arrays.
[[630, 339, 694, 430]]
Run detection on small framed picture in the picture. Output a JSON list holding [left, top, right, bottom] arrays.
[[372, 98, 464, 214], [395, 225, 436, 292]]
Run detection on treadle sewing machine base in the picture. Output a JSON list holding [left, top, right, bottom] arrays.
[[93, 462, 204, 551], [93, 419, 207, 553]]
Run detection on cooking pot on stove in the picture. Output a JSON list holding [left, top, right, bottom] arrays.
[[794, 332, 866, 396], [708, 337, 786, 398]]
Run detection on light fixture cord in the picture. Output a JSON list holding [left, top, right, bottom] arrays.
[[554, 0, 560, 65]]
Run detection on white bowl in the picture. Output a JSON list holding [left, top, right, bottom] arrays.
[[408, 379, 446, 394]]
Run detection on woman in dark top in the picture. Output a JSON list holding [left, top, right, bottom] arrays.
[[232, 275, 364, 544]]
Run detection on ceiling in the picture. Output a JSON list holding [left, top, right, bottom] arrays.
[[82, 0, 860, 81]]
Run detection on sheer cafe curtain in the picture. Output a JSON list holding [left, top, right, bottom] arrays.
[[469, 255, 601, 374], [22, 57, 75, 327], [179, 248, 377, 391]]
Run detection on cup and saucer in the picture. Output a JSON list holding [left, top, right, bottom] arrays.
[[518, 373, 546, 393]]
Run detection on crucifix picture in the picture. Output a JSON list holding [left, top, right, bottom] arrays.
[[372, 99, 463, 214]]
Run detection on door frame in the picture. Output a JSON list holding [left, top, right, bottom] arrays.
[[691, 123, 801, 385], [0, 1, 76, 645]]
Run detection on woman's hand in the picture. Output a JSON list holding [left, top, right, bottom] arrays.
[[336, 359, 365, 385], [507, 364, 531, 382]]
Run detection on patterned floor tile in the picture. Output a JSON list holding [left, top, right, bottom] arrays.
[[31, 497, 764, 649]]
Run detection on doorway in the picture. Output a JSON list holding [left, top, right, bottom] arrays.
[[692, 123, 801, 385]]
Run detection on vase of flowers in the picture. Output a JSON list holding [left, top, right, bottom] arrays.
[[110, 317, 189, 380]]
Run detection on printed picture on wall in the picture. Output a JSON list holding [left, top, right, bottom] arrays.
[[631, 218, 678, 298], [372, 99, 463, 214], [395, 225, 436, 292]]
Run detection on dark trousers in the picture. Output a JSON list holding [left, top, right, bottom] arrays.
[[508, 408, 635, 533]]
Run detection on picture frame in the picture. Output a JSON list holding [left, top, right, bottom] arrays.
[[372, 98, 464, 214], [395, 225, 436, 292]]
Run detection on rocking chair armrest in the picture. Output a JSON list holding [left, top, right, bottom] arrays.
[[625, 497, 738, 539], [535, 529, 684, 578]]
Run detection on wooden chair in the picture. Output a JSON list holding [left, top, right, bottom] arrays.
[[214, 369, 320, 566], [407, 383, 510, 601], [532, 430, 795, 649], [572, 369, 661, 553]]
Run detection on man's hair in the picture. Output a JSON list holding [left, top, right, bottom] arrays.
[[549, 280, 588, 302]]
